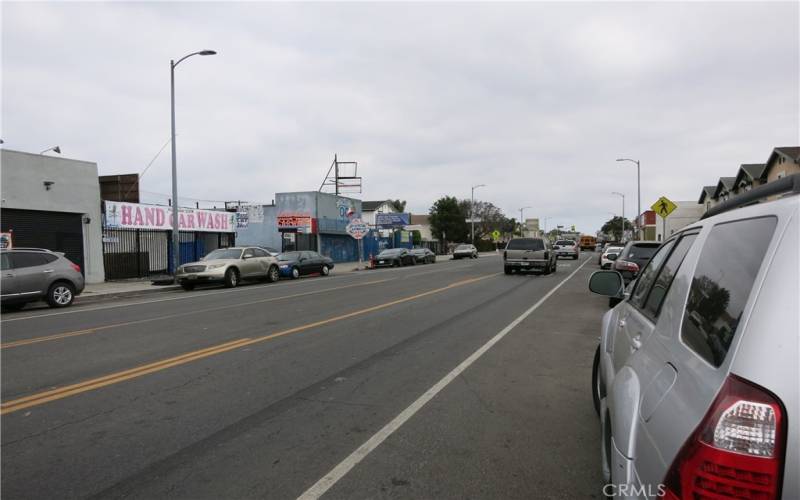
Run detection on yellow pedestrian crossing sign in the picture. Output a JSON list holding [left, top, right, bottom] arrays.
[[651, 196, 677, 219], [491, 230, 501, 241]]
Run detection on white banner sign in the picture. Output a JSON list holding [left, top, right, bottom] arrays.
[[104, 201, 236, 233]]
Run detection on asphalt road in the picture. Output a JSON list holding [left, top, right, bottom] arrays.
[[1, 253, 608, 499]]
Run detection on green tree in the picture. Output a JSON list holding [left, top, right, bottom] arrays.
[[429, 196, 469, 244], [411, 230, 422, 246], [391, 199, 407, 212], [601, 216, 633, 241]]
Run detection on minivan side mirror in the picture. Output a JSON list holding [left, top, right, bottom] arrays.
[[589, 271, 624, 297]]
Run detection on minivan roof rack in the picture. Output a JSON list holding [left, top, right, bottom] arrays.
[[701, 173, 800, 220]]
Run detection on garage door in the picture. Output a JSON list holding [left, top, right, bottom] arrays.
[[1, 208, 84, 273]]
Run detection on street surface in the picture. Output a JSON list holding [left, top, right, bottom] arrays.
[[2, 254, 606, 499]]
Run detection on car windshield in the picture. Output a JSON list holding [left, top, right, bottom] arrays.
[[278, 252, 301, 261], [506, 239, 544, 251], [555, 240, 574, 246], [378, 249, 403, 257], [204, 248, 242, 260]]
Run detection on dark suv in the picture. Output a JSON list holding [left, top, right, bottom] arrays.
[[613, 241, 661, 284], [1, 248, 85, 309]]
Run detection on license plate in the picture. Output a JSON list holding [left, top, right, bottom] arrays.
[[379, 260, 385, 264]]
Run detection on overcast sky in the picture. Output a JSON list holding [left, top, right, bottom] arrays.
[[3, 1, 798, 233]]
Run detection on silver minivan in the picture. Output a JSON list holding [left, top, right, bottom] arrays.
[[589, 174, 798, 499], [1, 248, 85, 309]]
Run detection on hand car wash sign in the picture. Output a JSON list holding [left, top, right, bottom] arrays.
[[103, 201, 235, 233]]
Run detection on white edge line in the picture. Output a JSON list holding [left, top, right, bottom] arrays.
[[297, 256, 591, 500]]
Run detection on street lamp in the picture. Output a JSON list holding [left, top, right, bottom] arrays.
[[470, 184, 486, 244], [611, 191, 625, 241], [40, 146, 61, 155], [616, 158, 640, 238], [518, 206, 531, 236], [170, 49, 216, 278]]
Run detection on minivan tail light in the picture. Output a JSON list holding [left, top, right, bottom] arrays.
[[660, 375, 786, 500]]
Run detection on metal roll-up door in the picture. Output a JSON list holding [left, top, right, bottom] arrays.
[[1, 208, 84, 273]]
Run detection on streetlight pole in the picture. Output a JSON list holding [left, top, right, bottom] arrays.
[[612, 191, 625, 241], [616, 158, 640, 238], [470, 184, 486, 245], [170, 49, 216, 278], [518, 206, 531, 236]]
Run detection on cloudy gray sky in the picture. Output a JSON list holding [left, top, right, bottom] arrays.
[[3, 1, 798, 233]]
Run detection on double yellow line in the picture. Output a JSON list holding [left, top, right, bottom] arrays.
[[1, 273, 497, 415]]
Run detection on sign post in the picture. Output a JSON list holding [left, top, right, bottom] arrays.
[[650, 196, 677, 242], [491, 229, 501, 252], [346, 218, 369, 269]]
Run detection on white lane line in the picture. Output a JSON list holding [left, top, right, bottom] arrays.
[[297, 256, 591, 499]]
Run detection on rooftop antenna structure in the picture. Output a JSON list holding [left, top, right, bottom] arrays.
[[319, 154, 362, 195]]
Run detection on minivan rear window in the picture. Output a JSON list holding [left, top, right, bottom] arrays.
[[506, 239, 544, 251], [681, 217, 777, 367]]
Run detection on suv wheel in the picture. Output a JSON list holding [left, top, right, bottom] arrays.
[[224, 268, 239, 288], [47, 282, 75, 308], [592, 344, 602, 416]]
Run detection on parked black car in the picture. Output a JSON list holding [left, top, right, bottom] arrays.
[[613, 241, 662, 284], [409, 248, 436, 264], [374, 248, 415, 267], [277, 251, 334, 279]]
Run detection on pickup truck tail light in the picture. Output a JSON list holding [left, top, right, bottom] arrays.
[[614, 260, 639, 273], [660, 375, 786, 500]]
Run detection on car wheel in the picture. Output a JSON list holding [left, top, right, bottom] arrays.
[[224, 268, 239, 288], [267, 265, 280, 283], [291, 267, 300, 279], [592, 344, 602, 417], [46, 282, 75, 308], [321, 265, 330, 276], [181, 283, 196, 291]]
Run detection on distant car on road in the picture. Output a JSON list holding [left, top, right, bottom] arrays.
[[1, 248, 85, 309], [503, 237, 556, 275], [374, 248, 415, 267], [553, 240, 580, 259], [599, 246, 623, 269], [452, 244, 478, 259], [409, 247, 436, 264], [277, 251, 334, 279], [177, 246, 279, 290], [613, 241, 661, 284]]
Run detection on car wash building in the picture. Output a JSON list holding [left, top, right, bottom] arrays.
[[0, 149, 106, 283], [275, 191, 362, 262]]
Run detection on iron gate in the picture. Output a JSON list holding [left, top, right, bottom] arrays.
[[102, 228, 234, 279]]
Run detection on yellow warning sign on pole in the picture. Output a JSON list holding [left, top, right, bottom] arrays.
[[651, 196, 677, 219]]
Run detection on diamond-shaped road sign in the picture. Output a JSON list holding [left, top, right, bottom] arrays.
[[651, 196, 677, 219]]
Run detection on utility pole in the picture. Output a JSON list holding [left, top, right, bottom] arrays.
[[616, 158, 641, 239], [518, 206, 531, 236], [470, 184, 485, 244]]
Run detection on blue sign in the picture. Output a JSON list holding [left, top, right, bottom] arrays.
[[375, 212, 410, 228]]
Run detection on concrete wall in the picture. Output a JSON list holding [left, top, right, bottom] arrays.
[[1, 149, 105, 283], [235, 205, 281, 250]]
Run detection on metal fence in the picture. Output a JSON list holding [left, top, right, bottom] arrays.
[[102, 228, 234, 280]]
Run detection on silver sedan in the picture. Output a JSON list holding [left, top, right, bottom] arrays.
[[176, 246, 279, 290]]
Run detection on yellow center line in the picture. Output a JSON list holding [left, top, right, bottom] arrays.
[[0, 273, 498, 415], [0, 278, 393, 350]]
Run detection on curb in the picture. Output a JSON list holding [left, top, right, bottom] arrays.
[[76, 284, 182, 304]]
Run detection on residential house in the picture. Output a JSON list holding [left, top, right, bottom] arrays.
[[764, 146, 800, 184], [712, 177, 737, 203], [733, 163, 768, 194], [361, 200, 399, 227], [698, 186, 717, 212]]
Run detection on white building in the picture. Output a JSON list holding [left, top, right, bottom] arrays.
[[1, 149, 105, 282], [655, 201, 704, 242]]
